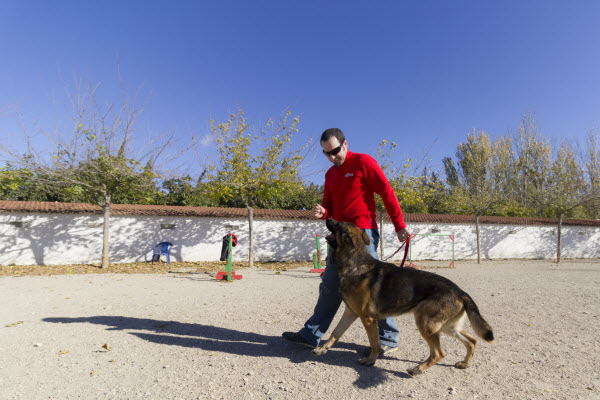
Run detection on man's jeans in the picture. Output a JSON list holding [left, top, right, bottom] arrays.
[[299, 228, 399, 348]]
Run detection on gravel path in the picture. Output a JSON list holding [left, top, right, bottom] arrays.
[[1, 260, 599, 399]]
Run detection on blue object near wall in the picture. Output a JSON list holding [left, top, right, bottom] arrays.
[[152, 242, 173, 264]]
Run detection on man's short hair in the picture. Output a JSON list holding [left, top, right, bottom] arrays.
[[321, 128, 345, 145]]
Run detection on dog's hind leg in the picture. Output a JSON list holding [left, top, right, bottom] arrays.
[[312, 306, 357, 356], [407, 332, 445, 376], [442, 312, 477, 369], [451, 329, 477, 369], [408, 312, 445, 376], [358, 316, 380, 366]]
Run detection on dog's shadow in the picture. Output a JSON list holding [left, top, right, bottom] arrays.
[[43, 315, 415, 387]]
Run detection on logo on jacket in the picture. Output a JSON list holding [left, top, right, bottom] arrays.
[[344, 173, 354, 177]]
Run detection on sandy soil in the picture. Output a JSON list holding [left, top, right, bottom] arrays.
[[1, 260, 599, 400]]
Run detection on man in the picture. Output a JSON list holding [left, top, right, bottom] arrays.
[[282, 128, 411, 355]]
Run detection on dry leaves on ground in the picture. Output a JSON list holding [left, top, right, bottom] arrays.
[[0, 260, 323, 277]]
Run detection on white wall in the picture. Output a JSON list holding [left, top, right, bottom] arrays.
[[0, 213, 329, 266], [379, 222, 600, 262], [1, 212, 599, 266]]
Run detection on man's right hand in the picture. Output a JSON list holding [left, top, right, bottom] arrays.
[[313, 204, 326, 219], [396, 227, 411, 242]]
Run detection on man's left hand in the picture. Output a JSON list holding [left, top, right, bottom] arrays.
[[396, 228, 411, 242]]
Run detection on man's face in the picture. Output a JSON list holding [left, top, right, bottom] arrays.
[[321, 137, 348, 167]]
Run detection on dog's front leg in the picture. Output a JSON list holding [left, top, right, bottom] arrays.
[[312, 306, 358, 356], [358, 316, 380, 366]]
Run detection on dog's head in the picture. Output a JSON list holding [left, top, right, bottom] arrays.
[[325, 218, 370, 253]]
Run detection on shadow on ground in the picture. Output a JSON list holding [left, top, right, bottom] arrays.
[[42, 315, 429, 388]]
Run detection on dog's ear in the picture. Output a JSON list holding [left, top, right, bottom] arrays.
[[349, 229, 370, 249], [362, 231, 370, 246]]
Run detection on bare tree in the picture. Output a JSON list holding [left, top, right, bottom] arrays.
[[373, 139, 398, 259], [1, 69, 177, 268], [578, 128, 600, 219]]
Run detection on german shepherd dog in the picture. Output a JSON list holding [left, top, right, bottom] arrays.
[[312, 219, 494, 376]]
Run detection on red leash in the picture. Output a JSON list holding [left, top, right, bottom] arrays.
[[383, 236, 411, 267]]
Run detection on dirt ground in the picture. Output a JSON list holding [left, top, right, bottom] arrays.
[[1, 260, 599, 399]]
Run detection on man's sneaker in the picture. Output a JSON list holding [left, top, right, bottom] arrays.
[[362, 344, 399, 358], [282, 331, 316, 349]]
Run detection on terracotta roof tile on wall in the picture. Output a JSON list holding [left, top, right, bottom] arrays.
[[111, 204, 249, 218], [0, 201, 102, 214], [0, 201, 315, 220], [1, 200, 599, 227], [111, 204, 316, 219], [254, 208, 314, 220], [395, 212, 600, 227]]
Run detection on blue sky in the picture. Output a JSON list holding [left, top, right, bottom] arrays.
[[1, 1, 599, 183]]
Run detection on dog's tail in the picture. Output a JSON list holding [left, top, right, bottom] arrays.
[[462, 293, 494, 343]]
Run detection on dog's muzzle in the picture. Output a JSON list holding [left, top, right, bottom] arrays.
[[325, 234, 336, 249]]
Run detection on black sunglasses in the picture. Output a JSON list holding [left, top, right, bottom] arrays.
[[322, 143, 343, 156]]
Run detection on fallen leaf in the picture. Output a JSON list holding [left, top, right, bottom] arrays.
[[5, 321, 23, 327], [57, 350, 69, 355], [102, 343, 111, 351], [90, 370, 97, 376]]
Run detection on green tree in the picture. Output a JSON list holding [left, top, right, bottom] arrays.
[[160, 175, 195, 206], [156, 172, 223, 207], [444, 130, 514, 263], [200, 109, 312, 267], [0, 164, 90, 202], [373, 140, 441, 257], [537, 142, 590, 262], [511, 113, 551, 216], [294, 182, 324, 211], [0, 166, 41, 200]]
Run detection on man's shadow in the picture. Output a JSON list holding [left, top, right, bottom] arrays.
[[43, 315, 415, 388]]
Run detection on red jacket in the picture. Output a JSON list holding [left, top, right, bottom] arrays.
[[321, 150, 406, 232]]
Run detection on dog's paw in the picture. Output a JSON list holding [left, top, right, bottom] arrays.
[[312, 347, 327, 356], [454, 361, 470, 369], [407, 366, 422, 376], [358, 357, 376, 367]]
